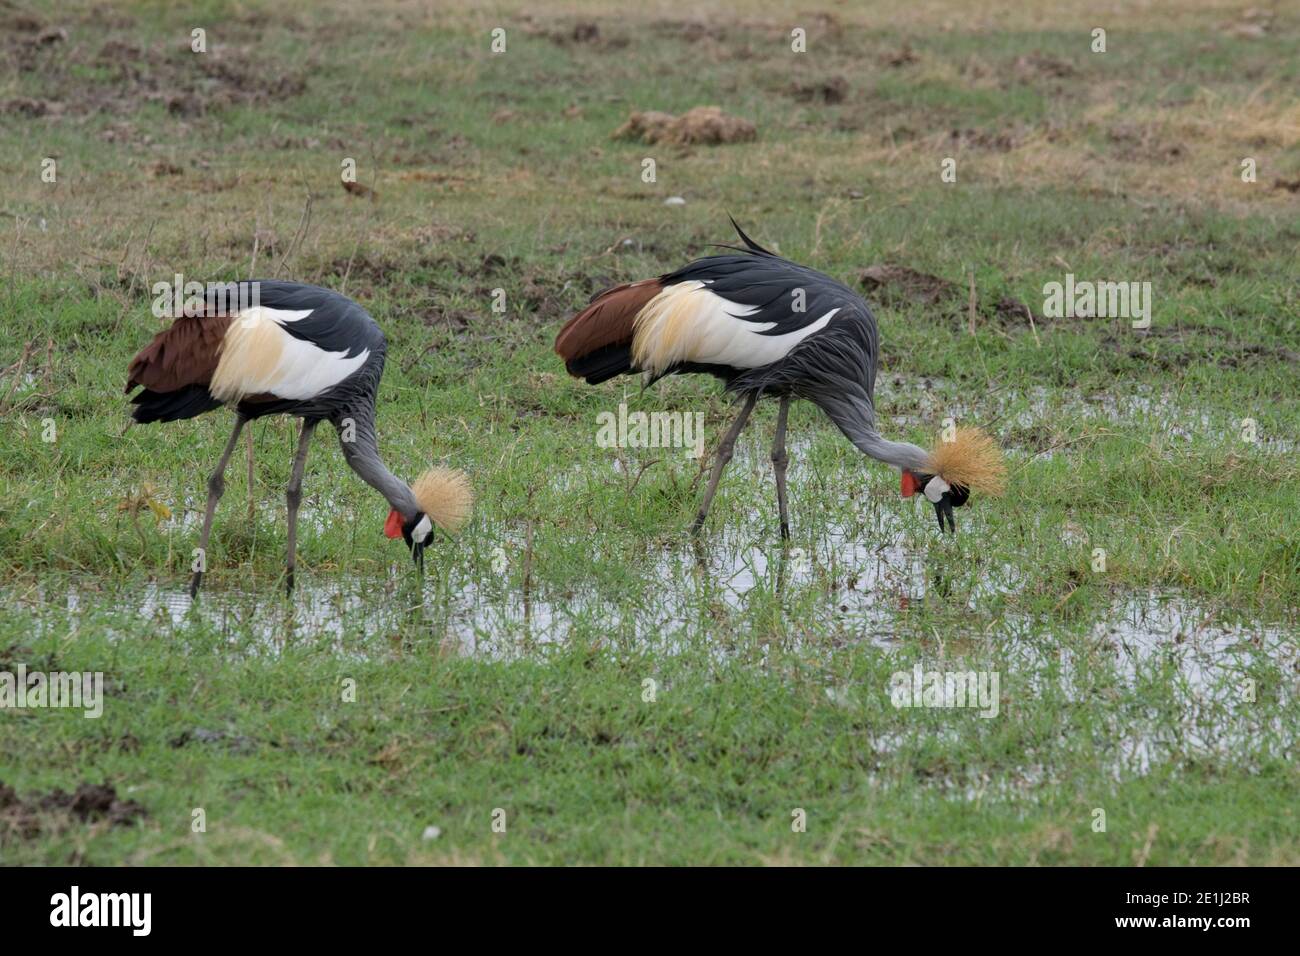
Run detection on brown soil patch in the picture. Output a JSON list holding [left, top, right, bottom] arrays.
[[613, 106, 756, 146], [0, 10, 68, 71], [1012, 53, 1076, 81], [169, 727, 257, 752], [519, 16, 627, 49], [1104, 329, 1300, 371], [320, 252, 429, 297], [1, 781, 147, 840], [568, 22, 600, 44], [860, 265, 1041, 327], [790, 76, 848, 104], [949, 126, 1022, 152], [1, 97, 60, 117], [860, 265, 959, 307], [650, 19, 723, 43], [341, 180, 379, 201], [2, 11, 308, 120], [887, 44, 919, 68], [1218, 9, 1274, 39], [1106, 124, 1188, 162]]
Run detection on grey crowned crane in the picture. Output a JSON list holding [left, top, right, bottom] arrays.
[[125, 280, 472, 595], [554, 221, 1005, 536]]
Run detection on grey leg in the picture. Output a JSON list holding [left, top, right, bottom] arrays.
[[190, 415, 247, 597], [245, 427, 255, 525], [690, 393, 758, 535], [771, 394, 791, 540], [284, 419, 318, 595]]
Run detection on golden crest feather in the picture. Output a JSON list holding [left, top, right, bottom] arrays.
[[410, 467, 474, 532], [926, 427, 1007, 496]]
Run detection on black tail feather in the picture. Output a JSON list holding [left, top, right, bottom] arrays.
[[130, 385, 223, 423], [567, 344, 632, 384], [727, 215, 778, 256]]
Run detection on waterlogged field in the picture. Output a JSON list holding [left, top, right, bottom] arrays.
[[1, 0, 1297, 864]]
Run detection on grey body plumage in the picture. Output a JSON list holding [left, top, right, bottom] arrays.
[[670, 231, 932, 475], [126, 279, 434, 593], [554, 220, 951, 535]]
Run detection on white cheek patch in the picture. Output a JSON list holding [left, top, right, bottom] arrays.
[[923, 476, 951, 503], [412, 514, 433, 544]]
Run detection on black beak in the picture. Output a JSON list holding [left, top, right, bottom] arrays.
[[411, 540, 426, 573], [933, 495, 956, 534]]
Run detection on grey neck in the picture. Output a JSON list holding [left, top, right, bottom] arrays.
[[818, 393, 931, 473], [852, 429, 932, 473], [335, 407, 419, 516]]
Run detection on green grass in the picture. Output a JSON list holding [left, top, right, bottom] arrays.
[[0, 0, 1297, 865]]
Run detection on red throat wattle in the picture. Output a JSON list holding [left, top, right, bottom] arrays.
[[900, 471, 918, 498], [384, 509, 404, 539]]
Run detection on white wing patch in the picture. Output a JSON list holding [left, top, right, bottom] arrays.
[[631, 282, 838, 375], [211, 308, 369, 403], [240, 306, 315, 325]]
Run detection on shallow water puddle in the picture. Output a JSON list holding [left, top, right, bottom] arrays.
[[1090, 593, 1295, 773], [1, 518, 1021, 662], [4, 421, 1292, 784], [4, 571, 1293, 791], [875, 379, 1297, 457], [8, 571, 1290, 673]]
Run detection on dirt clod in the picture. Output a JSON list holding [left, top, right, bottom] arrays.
[[342, 180, 378, 201], [651, 20, 717, 43], [1013, 53, 1075, 80], [860, 265, 959, 306], [95, 39, 144, 62], [887, 44, 919, 68], [169, 727, 258, 752], [993, 296, 1040, 324], [790, 76, 848, 104], [479, 253, 508, 274], [613, 106, 756, 146], [949, 127, 1020, 152], [34, 27, 68, 46], [528, 17, 622, 48], [3, 97, 57, 117]]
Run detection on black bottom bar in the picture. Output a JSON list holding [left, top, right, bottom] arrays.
[[1, 866, 1283, 942]]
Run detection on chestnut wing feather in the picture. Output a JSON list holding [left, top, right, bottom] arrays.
[[553, 278, 662, 364], [125, 314, 233, 394]]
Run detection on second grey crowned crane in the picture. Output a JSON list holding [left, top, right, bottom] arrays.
[[125, 280, 472, 596], [554, 220, 1006, 536]]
